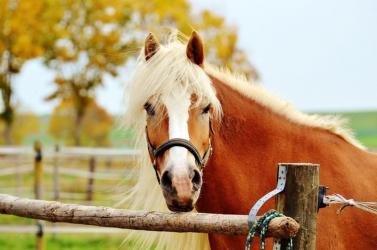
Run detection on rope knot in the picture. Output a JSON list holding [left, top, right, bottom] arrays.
[[245, 210, 293, 250], [347, 199, 356, 206], [323, 193, 377, 215]]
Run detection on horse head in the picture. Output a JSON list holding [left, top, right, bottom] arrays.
[[127, 31, 221, 212]]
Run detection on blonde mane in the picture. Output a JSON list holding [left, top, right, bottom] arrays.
[[120, 34, 364, 250]]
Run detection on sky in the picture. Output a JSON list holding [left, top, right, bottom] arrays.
[[13, 0, 377, 114]]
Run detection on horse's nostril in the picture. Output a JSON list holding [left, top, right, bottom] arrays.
[[191, 169, 202, 186], [161, 170, 172, 188]]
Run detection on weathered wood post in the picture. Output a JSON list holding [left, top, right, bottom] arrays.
[[276, 163, 319, 250], [53, 144, 60, 201], [51, 144, 60, 239], [86, 156, 96, 203], [105, 158, 112, 171], [34, 141, 44, 250]]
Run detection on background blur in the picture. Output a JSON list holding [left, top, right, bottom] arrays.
[[0, 0, 376, 249], [1, 0, 377, 148]]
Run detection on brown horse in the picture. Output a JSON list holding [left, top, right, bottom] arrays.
[[122, 31, 377, 249]]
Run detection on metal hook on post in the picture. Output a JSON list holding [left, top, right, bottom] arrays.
[[248, 165, 287, 227]]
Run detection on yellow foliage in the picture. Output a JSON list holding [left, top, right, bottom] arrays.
[[0, 0, 63, 145], [48, 98, 113, 147], [1, 0, 50, 61], [123, 1, 258, 80], [0, 112, 40, 145], [0, 41, 4, 55]]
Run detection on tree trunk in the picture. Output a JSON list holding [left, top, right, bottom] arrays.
[[0, 50, 15, 145], [3, 121, 13, 145], [0, 75, 14, 145], [73, 111, 83, 146], [72, 91, 89, 146]]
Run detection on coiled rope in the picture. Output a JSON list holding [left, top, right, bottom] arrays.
[[324, 194, 377, 215], [245, 210, 293, 250]]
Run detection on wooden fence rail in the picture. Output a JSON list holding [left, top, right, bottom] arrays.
[[0, 194, 299, 238], [0, 146, 139, 158]]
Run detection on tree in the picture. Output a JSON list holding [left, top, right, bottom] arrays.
[[126, 0, 258, 80], [0, 0, 60, 144], [48, 98, 113, 147], [0, 0, 40, 144], [44, 0, 134, 146]]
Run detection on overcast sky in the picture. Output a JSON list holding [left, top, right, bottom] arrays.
[[14, 0, 377, 114]]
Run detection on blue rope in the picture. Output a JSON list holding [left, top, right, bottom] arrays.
[[245, 210, 293, 250]]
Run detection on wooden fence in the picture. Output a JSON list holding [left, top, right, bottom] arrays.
[[0, 145, 322, 250], [0, 145, 137, 203]]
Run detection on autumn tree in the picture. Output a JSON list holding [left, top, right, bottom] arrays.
[[0, 0, 62, 144], [49, 98, 113, 147], [44, 0, 134, 146], [0, 0, 41, 144], [126, 0, 258, 80]]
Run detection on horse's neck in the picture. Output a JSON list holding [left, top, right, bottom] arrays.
[[210, 75, 321, 167], [196, 75, 375, 215]]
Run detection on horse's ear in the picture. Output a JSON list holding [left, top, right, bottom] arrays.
[[144, 33, 160, 61], [186, 31, 204, 66]]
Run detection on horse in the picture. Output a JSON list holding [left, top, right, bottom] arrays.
[[121, 31, 377, 250]]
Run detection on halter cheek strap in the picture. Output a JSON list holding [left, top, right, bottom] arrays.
[[146, 127, 212, 184]]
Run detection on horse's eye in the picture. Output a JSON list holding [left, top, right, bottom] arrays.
[[202, 104, 211, 114], [144, 102, 155, 116]]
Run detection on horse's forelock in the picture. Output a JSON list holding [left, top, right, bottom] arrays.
[[125, 38, 221, 140]]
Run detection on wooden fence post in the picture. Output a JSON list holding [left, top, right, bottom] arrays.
[[86, 156, 96, 203], [53, 144, 60, 201], [34, 141, 44, 250], [105, 158, 112, 171], [276, 163, 319, 250]]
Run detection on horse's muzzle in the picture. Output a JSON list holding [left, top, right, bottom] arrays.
[[168, 201, 194, 212], [160, 166, 202, 212]]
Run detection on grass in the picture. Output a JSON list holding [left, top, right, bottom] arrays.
[[0, 234, 132, 250], [0, 215, 33, 225]]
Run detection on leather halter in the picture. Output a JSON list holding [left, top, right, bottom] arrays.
[[146, 127, 213, 183]]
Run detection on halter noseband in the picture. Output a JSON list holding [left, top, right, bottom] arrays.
[[146, 127, 212, 184]]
